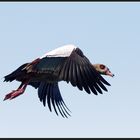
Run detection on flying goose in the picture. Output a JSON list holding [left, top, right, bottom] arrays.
[[3, 44, 114, 118]]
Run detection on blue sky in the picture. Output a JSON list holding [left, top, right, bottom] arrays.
[[0, 2, 140, 138]]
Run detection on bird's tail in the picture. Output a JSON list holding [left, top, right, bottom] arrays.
[[4, 63, 29, 82]]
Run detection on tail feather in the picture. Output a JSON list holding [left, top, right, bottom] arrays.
[[4, 63, 28, 82]]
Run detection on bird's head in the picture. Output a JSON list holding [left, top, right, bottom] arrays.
[[93, 64, 114, 77]]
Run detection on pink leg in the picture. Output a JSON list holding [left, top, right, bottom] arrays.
[[4, 81, 29, 101]]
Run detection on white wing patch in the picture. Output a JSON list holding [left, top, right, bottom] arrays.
[[40, 44, 77, 58]]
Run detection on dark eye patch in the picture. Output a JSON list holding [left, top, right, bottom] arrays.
[[100, 64, 105, 69]]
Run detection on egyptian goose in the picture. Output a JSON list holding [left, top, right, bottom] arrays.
[[3, 44, 114, 118]]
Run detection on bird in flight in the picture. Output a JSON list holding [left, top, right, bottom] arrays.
[[3, 44, 114, 118]]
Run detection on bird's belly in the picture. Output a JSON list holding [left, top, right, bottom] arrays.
[[30, 72, 60, 83]]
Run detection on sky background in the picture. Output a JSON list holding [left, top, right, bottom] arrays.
[[0, 2, 140, 138]]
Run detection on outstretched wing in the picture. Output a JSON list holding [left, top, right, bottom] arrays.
[[38, 82, 71, 118], [28, 81, 71, 118], [58, 48, 111, 95]]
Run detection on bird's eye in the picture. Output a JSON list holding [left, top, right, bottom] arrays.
[[100, 64, 105, 69]]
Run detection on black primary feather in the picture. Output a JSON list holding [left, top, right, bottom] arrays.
[[38, 82, 71, 118]]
